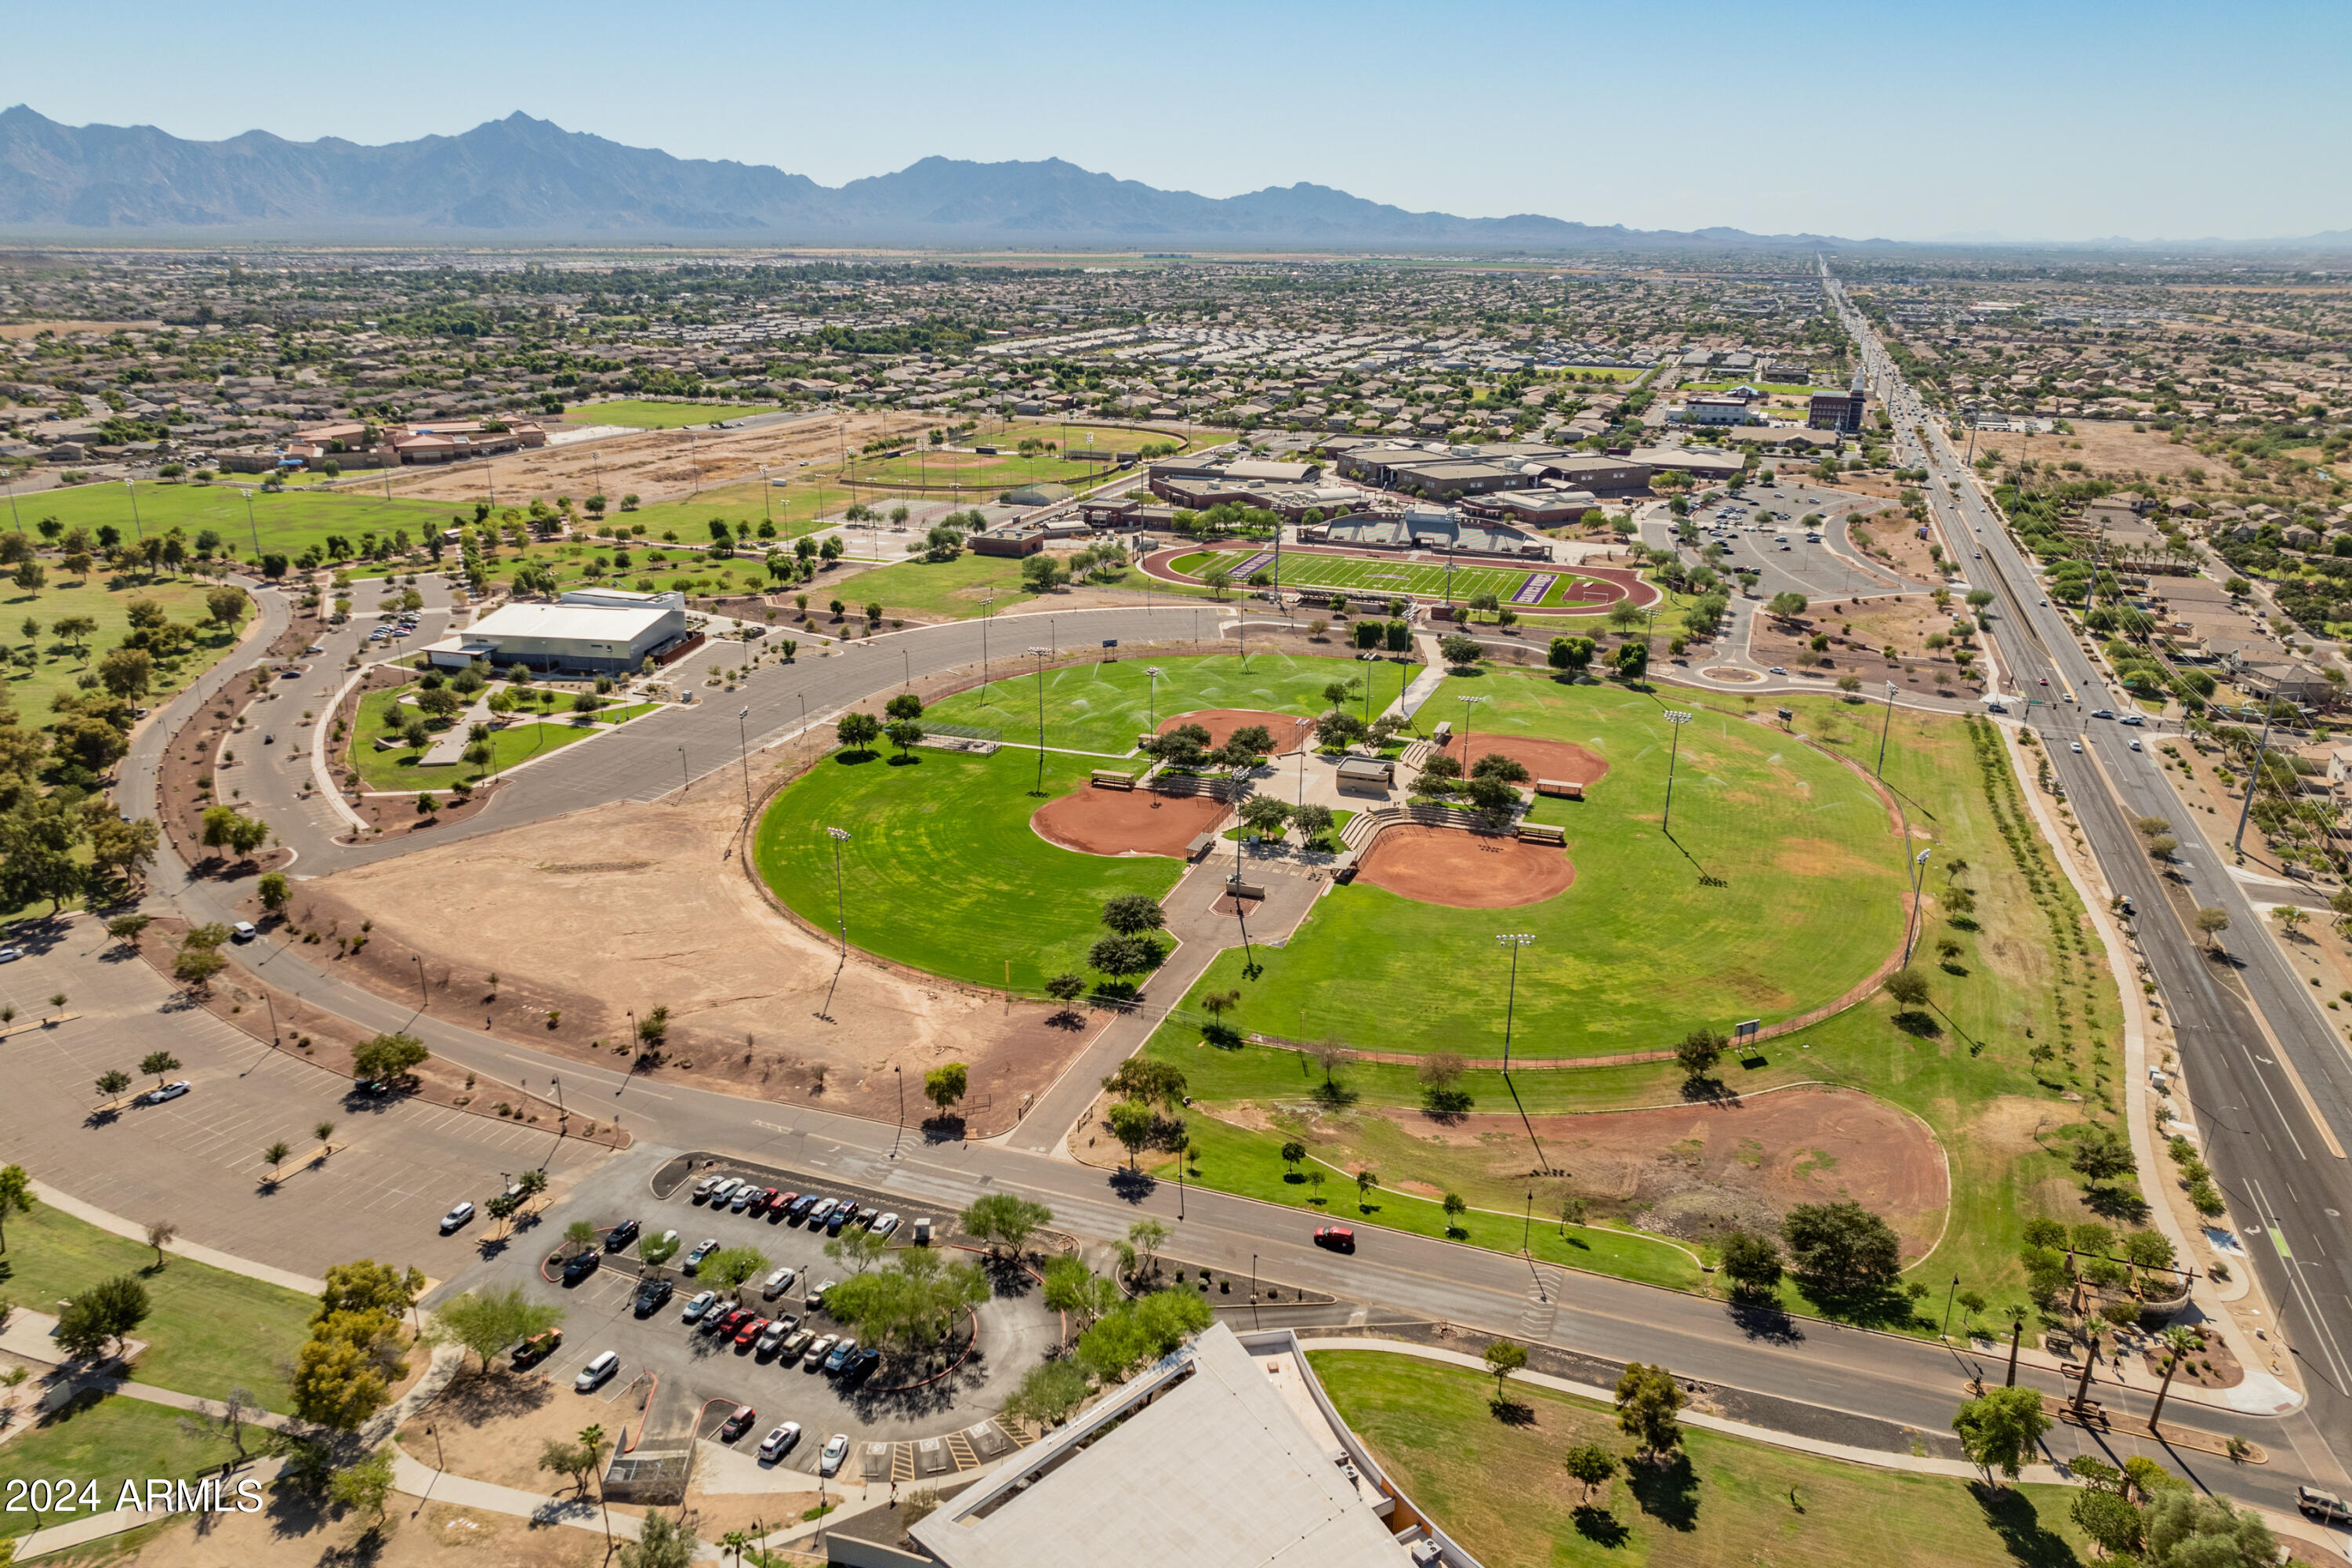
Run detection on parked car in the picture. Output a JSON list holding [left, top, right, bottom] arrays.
[[804, 1198, 837, 1226], [681, 1290, 718, 1324], [561, 1250, 601, 1283], [824, 1338, 860, 1374], [819, 1433, 851, 1475], [779, 1328, 814, 1361], [574, 1352, 619, 1392], [758, 1422, 802, 1462], [717, 1406, 757, 1442], [869, 1214, 899, 1240], [710, 1308, 753, 1339], [708, 1178, 742, 1206], [789, 1193, 822, 1220], [683, 1239, 720, 1274], [755, 1318, 795, 1356], [633, 1279, 673, 1316], [729, 1185, 757, 1213], [745, 1187, 777, 1216], [734, 1316, 768, 1349], [230, 921, 258, 942], [766, 1190, 800, 1221], [805, 1279, 836, 1312], [760, 1266, 797, 1301], [826, 1203, 858, 1236], [439, 1200, 475, 1233], [0, 947, 21, 963], [913, 1218, 933, 1245], [1314, 1225, 1356, 1253], [691, 1176, 721, 1202], [514, 1327, 563, 1368], [803, 1334, 838, 1370], [2299, 1486, 2351, 1523], [142, 1080, 191, 1105], [605, 1218, 641, 1250], [846, 1346, 881, 1381]]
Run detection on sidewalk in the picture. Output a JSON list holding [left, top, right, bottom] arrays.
[[28, 1177, 327, 1295]]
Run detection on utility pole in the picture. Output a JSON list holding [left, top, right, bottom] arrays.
[[738, 706, 752, 813], [2231, 675, 2278, 858]]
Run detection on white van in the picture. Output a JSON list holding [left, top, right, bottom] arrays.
[[760, 1266, 797, 1301], [574, 1351, 619, 1392]]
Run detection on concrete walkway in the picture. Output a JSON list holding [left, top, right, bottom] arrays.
[[29, 1177, 328, 1295], [1389, 635, 1447, 721]]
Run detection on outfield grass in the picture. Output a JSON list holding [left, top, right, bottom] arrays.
[[1308, 1351, 2093, 1568], [755, 747, 1185, 993], [0, 1393, 238, 1543], [566, 399, 784, 430], [1148, 690, 2126, 1330], [840, 423, 1185, 492], [0, 572, 245, 720], [824, 552, 1045, 621], [1181, 670, 1907, 1056], [0, 1202, 314, 1412], [921, 652, 1377, 754], [608, 477, 839, 543]]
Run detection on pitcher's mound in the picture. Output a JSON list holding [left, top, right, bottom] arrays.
[[1158, 709, 1308, 753], [1439, 733, 1610, 786], [1357, 825, 1574, 908], [1033, 785, 1228, 858]]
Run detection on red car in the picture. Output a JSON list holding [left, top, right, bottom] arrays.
[[710, 1308, 752, 1338], [767, 1190, 799, 1221], [1313, 1226, 1355, 1253], [734, 1316, 768, 1348], [718, 1405, 757, 1442], [745, 1187, 779, 1216]]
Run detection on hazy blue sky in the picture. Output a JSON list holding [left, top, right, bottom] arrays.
[[17, 0, 2345, 241]]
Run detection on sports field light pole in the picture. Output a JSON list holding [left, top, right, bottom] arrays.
[[1495, 933, 1534, 1070], [1876, 680, 1898, 776], [826, 828, 851, 956], [1145, 666, 1163, 734], [1902, 847, 1932, 965], [1028, 647, 1050, 795], [1660, 710, 1693, 833], [1457, 694, 1487, 778]]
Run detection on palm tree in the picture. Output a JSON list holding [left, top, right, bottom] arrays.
[[263, 1141, 291, 1181]]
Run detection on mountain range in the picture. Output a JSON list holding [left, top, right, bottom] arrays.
[[0, 107, 1857, 250]]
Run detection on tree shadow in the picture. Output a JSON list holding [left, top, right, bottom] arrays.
[[1571, 1504, 1630, 1546], [1789, 1278, 1918, 1330], [1488, 1396, 1535, 1426], [1678, 1076, 1735, 1105], [1891, 1008, 1943, 1040], [2082, 1187, 2150, 1225], [1108, 1167, 1159, 1204], [1968, 1481, 2078, 1568], [1625, 1453, 1699, 1531], [1726, 1299, 1804, 1345]]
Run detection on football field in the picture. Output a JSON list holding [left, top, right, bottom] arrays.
[[1168, 548, 1620, 609]]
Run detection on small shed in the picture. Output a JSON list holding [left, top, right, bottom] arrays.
[[1336, 757, 1396, 796]]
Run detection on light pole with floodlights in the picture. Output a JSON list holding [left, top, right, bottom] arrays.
[[1902, 846, 1932, 965], [1145, 666, 1163, 735], [826, 828, 851, 955], [1660, 710, 1693, 833], [1876, 680, 1897, 776], [1028, 647, 1051, 794], [1495, 933, 1534, 1069], [1457, 694, 1487, 779]]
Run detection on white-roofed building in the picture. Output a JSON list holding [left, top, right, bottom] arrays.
[[424, 598, 689, 675], [887, 1323, 1467, 1568]]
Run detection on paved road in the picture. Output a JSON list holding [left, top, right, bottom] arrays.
[[1830, 265, 2352, 1485]]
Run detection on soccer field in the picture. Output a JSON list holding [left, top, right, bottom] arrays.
[[1172, 548, 1613, 610]]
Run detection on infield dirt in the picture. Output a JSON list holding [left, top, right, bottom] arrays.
[[1156, 707, 1315, 751], [1356, 824, 1574, 908], [1031, 782, 1229, 857], [1439, 733, 1610, 786]]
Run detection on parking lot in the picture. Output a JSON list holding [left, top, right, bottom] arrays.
[[454, 1150, 1059, 1485]]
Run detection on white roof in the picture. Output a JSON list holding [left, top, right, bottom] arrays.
[[912, 1323, 1410, 1568], [466, 602, 674, 644]]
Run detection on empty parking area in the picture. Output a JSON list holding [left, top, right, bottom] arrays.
[[0, 939, 607, 1276], [452, 1152, 1061, 1482]]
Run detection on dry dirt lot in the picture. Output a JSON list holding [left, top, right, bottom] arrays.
[[376, 412, 897, 508], [107, 1497, 610, 1568], [1969, 419, 2211, 486], [299, 775, 1099, 1137]]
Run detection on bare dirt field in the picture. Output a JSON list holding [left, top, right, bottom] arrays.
[[113, 1497, 609, 1568], [397, 1368, 587, 1494], [298, 775, 1096, 1137], [1356, 825, 1574, 909], [1157, 708, 1314, 752], [1846, 511, 1944, 581], [1031, 782, 1228, 857], [1437, 733, 1609, 787], [1380, 1083, 1947, 1253], [376, 412, 893, 508], [1970, 419, 2209, 486]]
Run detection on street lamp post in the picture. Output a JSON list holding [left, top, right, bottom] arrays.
[[1661, 710, 1693, 833], [826, 828, 851, 955], [1495, 933, 1534, 1069], [891, 1064, 904, 1160], [1876, 681, 1897, 776], [737, 706, 752, 813]]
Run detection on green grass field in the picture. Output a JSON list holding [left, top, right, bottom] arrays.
[[346, 681, 641, 792], [755, 747, 1186, 993], [1179, 670, 1907, 1056], [823, 552, 1046, 621], [566, 399, 784, 430], [1686, 379, 1833, 397], [1147, 691, 2128, 1331], [0, 572, 245, 720], [0, 1202, 315, 1412], [920, 652, 1377, 754], [0, 1393, 238, 1544], [1308, 1352, 2093, 1568], [18, 480, 449, 569], [839, 423, 1188, 493]]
